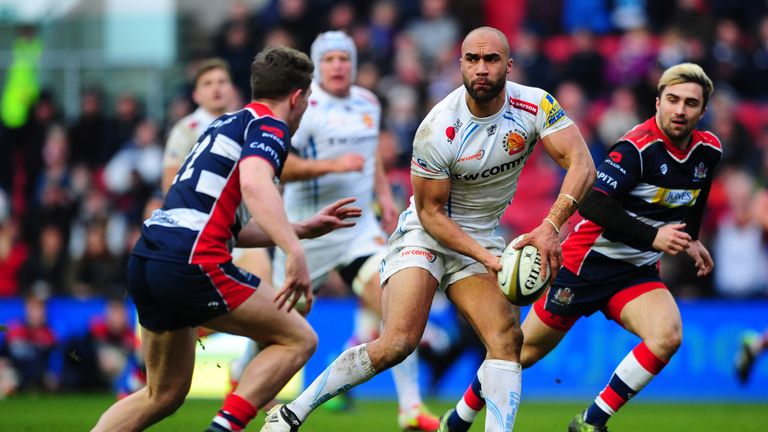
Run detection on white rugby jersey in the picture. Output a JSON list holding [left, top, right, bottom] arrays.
[[163, 107, 218, 169], [405, 81, 573, 237], [283, 82, 381, 222]]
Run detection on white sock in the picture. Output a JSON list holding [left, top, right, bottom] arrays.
[[288, 344, 376, 421], [480, 359, 522, 432], [391, 350, 422, 411]]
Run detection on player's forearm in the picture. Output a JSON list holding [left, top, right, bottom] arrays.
[[419, 208, 492, 264], [242, 178, 303, 256], [236, 219, 308, 248], [281, 154, 335, 182], [579, 189, 658, 247], [545, 153, 595, 229], [374, 152, 394, 203]]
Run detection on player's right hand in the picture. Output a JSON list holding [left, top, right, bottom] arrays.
[[652, 223, 691, 255], [334, 153, 365, 173], [482, 252, 503, 276], [275, 250, 312, 313]]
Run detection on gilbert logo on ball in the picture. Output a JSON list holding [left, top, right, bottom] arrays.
[[498, 235, 550, 306]]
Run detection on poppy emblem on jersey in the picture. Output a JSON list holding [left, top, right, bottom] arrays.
[[400, 248, 437, 262], [362, 113, 374, 128], [694, 162, 708, 180], [446, 126, 456, 142], [609, 151, 622, 163], [552, 287, 574, 306], [503, 131, 526, 156]]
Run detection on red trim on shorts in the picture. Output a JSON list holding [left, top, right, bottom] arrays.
[[464, 383, 485, 410], [632, 341, 668, 375], [533, 291, 578, 332], [205, 264, 257, 311], [599, 385, 626, 411], [604, 282, 666, 326]]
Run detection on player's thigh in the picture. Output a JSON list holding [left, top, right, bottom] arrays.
[[379, 267, 438, 343], [140, 326, 197, 397], [619, 287, 681, 342], [203, 281, 314, 347], [447, 273, 521, 353], [520, 306, 567, 366]]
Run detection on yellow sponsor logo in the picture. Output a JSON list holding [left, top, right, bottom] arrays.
[[651, 188, 701, 207]]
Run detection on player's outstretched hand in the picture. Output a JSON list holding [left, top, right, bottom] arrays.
[[378, 195, 399, 234], [334, 153, 365, 173], [652, 223, 691, 255], [685, 239, 714, 276], [517, 220, 562, 283], [275, 251, 312, 313], [300, 197, 362, 239]]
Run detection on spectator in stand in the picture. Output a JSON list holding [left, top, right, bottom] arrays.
[[103, 119, 163, 223], [562, 29, 606, 98], [104, 93, 143, 165], [562, 0, 612, 34], [713, 169, 768, 298], [19, 224, 67, 298], [606, 26, 658, 87], [707, 90, 761, 174], [406, 0, 460, 70], [91, 300, 139, 388], [597, 87, 641, 149], [368, 0, 399, 74], [68, 87, 110, 169], [0, 189, 27, 297], [747, 16, 768, 99], [708, 18, 750, 95], [68, 221, 122, 299], [511, 26, 558, 92], [0, 296, 59, 394]]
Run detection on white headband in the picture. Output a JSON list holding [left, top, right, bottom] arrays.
[[310, 31, 357, 83]]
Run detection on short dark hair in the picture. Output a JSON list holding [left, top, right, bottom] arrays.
[[192, 58, 231, 89], [250, 46, 314, 101]]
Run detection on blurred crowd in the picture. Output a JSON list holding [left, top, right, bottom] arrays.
[[2, 0, 768, 394]]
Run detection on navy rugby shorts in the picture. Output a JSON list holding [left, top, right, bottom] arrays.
[[127, 254, 260, 331], [532, 264, 667, 332]]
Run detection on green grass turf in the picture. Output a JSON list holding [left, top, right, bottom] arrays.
[[0, 394, 766, 431]]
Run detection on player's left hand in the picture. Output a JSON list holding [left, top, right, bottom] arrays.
[[517, 220, 562, 284], [685, 239, 714, 276], [301, 197, 362, 239]]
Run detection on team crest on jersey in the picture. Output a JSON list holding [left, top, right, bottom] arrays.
[[552, 287, 574, 306], [503, 130, 527, 156], [362, 113, 374, 128], [694, 162, 708, 180]]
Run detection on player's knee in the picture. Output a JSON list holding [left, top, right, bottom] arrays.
[[149, 386, 188, 416], [485, 321, 523, 360], [380, 334, 418, 368], [520, 341, 545, 369], [648, 326, 682, 360], [297, 328, 318, 361]]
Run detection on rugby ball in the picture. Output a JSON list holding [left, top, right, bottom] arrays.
[[497, 235, 549, 306]]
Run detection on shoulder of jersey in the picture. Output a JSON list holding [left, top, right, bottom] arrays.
[[692, 129, 723, 153], [506, 81, 547, 116], [351, 85, 380, 107], [617, 119, 662, 151]]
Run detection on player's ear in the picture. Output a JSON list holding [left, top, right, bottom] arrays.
[[289, 88, 303, 108]]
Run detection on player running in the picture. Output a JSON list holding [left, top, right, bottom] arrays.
[[261, 26, 595, 432], [233, 31, 439, 431], [439, 63, 720, 432], [91, 46, 361, 432]]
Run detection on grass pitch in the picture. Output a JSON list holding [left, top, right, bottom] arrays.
[[0, 394, 766, 431]]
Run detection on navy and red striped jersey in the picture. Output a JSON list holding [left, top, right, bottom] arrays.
[[562, 117, 722, 280], [132, 102, 290, 265]]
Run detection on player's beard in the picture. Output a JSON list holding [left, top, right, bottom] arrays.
[[463, 75, 506, 103]]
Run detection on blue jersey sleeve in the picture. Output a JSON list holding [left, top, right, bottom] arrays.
[[241, 118, 290, 177], [593, 141, 642, 199]]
